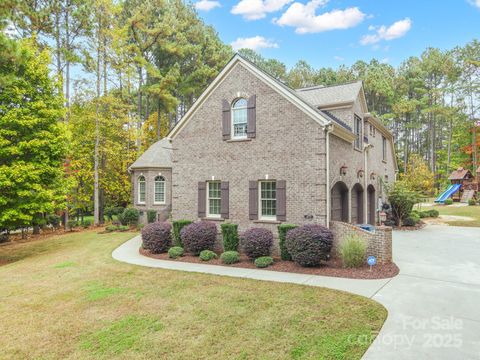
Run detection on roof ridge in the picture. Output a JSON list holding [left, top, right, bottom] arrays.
[[296, 80, 363, 92]]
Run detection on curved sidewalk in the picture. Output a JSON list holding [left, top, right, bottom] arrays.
[[112, 235, 392, 298]]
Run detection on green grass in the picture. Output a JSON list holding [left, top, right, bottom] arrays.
[[0, 230, 386, 359], [435, 204, 480, 227]]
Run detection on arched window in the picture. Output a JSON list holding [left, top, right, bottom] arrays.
[[154, 176, 165, 204], [138, 175, 146, 204], [232, 98, 248, 138]]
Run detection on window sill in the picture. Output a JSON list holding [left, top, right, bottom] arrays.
[[153, 203, 167, 206], [253, 219, 281, 224], [226, 138, 251, 143], [201, 217, 225, 222]]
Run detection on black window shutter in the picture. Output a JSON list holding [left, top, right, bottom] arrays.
[[220, 181, 229, 219], [276, 180, 286, 221], [249, 181, 258, 220], [247, 95, 256, 138], [222, 99, 231, 140], [198, 182, 206, 218]]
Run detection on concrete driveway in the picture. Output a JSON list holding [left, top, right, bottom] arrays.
[[364, 225, 480, 359]]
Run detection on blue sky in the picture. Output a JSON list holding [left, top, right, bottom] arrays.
[[194, 0, 480, 69]]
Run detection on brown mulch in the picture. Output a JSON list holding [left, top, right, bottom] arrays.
[[393, 220, 426, 231], [139, 248, 399, 280]]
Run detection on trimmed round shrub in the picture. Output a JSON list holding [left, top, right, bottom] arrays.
[[120, 207, 140, 225], [240, 228, 273, 259], [199, 250, 217, 261], [444, 198, 453, 205], [254, 256, 274, 268], [168, 246, 184, 259], [339, 234, 366, 268], [285, 224, 333, 267], [220, 251, 240, 264], [141, 222, 172, 254], [181, 221, 217, 255]]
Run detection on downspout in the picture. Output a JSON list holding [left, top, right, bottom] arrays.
[[364, 142, 373, 224], [325, 123, 334, 227]]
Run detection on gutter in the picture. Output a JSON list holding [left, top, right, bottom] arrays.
[[325, 123, 334, 226], [364, 142, 373, 224]]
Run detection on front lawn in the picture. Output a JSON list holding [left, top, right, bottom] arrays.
[[0, 231, 386, 359], [423, 204, 480, 227]]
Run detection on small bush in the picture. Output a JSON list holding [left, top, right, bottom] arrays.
[[181, 221, 217, 255], [118, 225, 130, 232], [141, 222, 172, 254], [240, 228, 273, 259], [67, 220, 78, 230], [428, 209, 439, 218], [254, 256, 274, 268], [403, 217, 418, 227], [105, 206, 125, 221], [339, 235, 366, 268], [172, 220, 193, 247], [47, 214, 61, 230], [147, 210, 157, 223], [168, 246, 184, 259], [444, 198, 453, 205], [105, 225, 118, 232], [119, 208, 139, 226], [82, 219, 92, 229], [199, 250, 217, 261], [285, 224, 333, 267], [409, 212, 420, 223], [468, 199, 476, 206], [220, 251, 240, 264], [278, 224, 297, 261], [221, 223, 239, 252]]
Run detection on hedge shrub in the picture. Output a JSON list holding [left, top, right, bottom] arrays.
[[285, 224, 333, 267], [168, 246, 184, 259], [147, 210, 157, 223], [105, 206, 124, 221], [199, 250, 217, 261], [181, 221, 217, 255], [339, 234, 366, 268], [172, 220, 193, 247], [220, 251, 240, 264], [141, 222, 172, 254], [278, 224, 297, 260], [119, 207, 140, 226], [118, 225, 130, 232], [444, 198, 453, 205], [254, 256, 274, 268], [221, 223, 239, 252], [240, 228, 273, 259]]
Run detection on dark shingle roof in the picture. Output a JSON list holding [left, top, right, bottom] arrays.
[[321, 110, 352, 131], [129, 138, 172, 170]]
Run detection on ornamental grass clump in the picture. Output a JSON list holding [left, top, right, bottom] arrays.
[[339, 234, 366, 268], [181, 221, 217, 255], [141, 222, 172, 254], [240, 228, 273, 259], [285, 224, 333, 267]]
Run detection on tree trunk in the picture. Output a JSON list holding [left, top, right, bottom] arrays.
[[137, 65, 143, 152], [93, 10, 102, 226]]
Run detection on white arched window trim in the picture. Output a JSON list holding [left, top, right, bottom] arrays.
[[231, 98, 248, 139], [138, 175, 146, 204], [154, 175, 166, 205]]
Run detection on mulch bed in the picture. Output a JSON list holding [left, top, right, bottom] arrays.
[[139, 248, 399, 280], [393, 220, 426, 231]]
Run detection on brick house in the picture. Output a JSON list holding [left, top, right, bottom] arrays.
[[129, 54, 397, 235]]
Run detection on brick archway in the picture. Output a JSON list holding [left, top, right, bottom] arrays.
[[331, 181, 348, 222]]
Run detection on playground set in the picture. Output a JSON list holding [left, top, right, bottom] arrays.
[[435, 167, 480, 203]]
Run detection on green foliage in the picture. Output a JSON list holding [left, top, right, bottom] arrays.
[[105, 225, 118, 232], [0, 39, 68, 232], [254, 256, 274, 268], [220, 223, 239, 252], [339, 235, 367, 268], [401, 154, 435, 196], [168, 246, 184, 259], [118, 225, 129, 232], [444, 198, 454, 205], [119, 208, 139, 226], [172, 220, 193, 247], [278, 224, 297, 261], [82, 219, 92, 229], [147, 210, 157, 223], [220, 251, 240, 264], [418, 209, 439, 218], [468, 199, 476, 206], [67, 220, 78, 230], [388, 181, 419, 226], [199, 250, 217, 261], [47, 214, 61, 229], [105, 207, 124, 221]]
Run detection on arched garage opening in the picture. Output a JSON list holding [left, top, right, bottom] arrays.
[[351, 183, 364, 224], [367, 185, 376, 225], [331, 181, 348, 222]]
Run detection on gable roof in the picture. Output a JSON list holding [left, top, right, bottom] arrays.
[[129, 138, 172, 170], [296, 81, 364, 108], [448, 167, 472, 180], [168, 54, 355, 142]]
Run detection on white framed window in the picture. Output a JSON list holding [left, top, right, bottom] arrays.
[[154, 175, 165, 204], [354, 114, 362, 149], [138, 175, 146, 204], [231, 98, 248, 139], [259, 180, 276, 220], [207, 181, 221, 218], [382, 136, 387, 161]]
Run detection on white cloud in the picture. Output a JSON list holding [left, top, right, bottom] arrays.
[[334, 55, 344, 61], [468, 0, 480, 9], [231, 0, 293, 20], [360, 18, 412, 45], [274, 0, 366, 34], [195, 0, 221, 11], [231, 36, 279, 51]]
